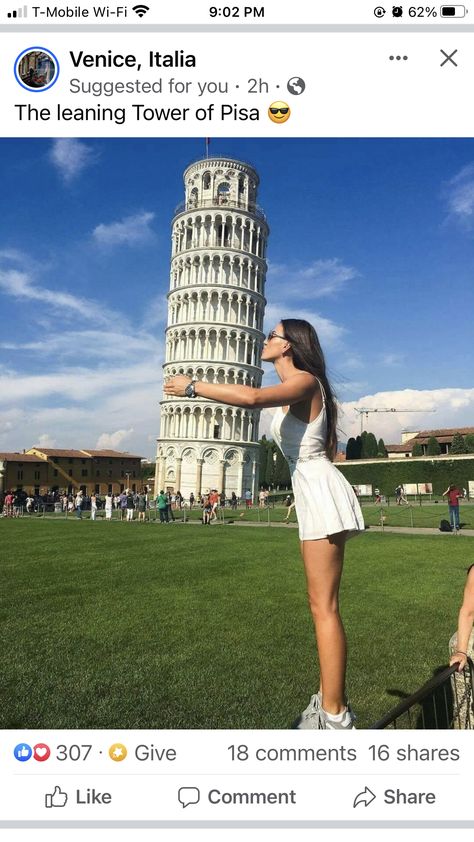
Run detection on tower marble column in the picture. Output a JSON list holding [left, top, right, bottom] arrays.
[[155, 156, 269, 500]]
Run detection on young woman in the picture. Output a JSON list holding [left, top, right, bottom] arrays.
[[164, 318, 365, 729], [450, 564, 474, 672]]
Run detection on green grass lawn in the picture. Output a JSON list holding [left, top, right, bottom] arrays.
[[1, 519, 472, 729]]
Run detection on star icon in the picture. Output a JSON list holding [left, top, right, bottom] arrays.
[[108, 743, 127, 762]]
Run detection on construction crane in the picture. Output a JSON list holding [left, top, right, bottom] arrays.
[[354, 407, 436, 435]]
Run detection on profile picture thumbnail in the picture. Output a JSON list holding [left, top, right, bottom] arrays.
[[15, 47, 59, 91]]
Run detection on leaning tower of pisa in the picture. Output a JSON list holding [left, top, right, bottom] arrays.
[[154, 155, 269, 500]]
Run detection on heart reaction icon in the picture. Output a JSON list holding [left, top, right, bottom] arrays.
[[33, 743, 51, 762]]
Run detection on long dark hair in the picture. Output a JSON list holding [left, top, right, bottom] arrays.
[[281, 318, 338, 460]]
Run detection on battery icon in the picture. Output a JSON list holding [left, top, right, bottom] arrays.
[[440, 5, 466, 15]]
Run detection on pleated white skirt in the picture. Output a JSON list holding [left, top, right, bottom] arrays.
[[291, 457, 365, 541]]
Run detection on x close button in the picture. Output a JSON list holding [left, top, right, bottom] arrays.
[[440, 49, 458, 66]]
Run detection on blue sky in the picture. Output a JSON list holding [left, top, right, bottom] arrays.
[[1, 137, 473, 458]]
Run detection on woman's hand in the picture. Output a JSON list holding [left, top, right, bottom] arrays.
[[450, 651, 468, 672], [163, 375, 192, 397]]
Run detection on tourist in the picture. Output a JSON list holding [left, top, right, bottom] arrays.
[[244, 489, 252, 508], [90, 492, 98, 521], [189, 492, 195, 509], [156, 490, 169, 523], [443, 483, 463, 531], [259, 487, 266, 508], [450, 564, 474, 672], [4, 490, 14, 517], [119, 490, 127, 521], [209, 489, 219, 521], [75, 490, 83, 519], [284, 495, 296, 523], [105, 493, 113, 521], [137, 489, 147, 521], [166, 490, 175, 522], [125, 489, 135, 521], [230, 491, 238, 510], [165, 318, 365, 730], [202, 494, 212, 525]]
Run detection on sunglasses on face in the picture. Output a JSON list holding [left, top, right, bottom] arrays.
[[267, 330, 288, 342], [269, 108, 289, 115]]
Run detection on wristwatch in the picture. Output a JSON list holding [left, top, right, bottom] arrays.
[[184, 380, 197, 398]]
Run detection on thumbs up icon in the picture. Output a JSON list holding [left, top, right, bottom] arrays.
[[45, 786, 68, 808]]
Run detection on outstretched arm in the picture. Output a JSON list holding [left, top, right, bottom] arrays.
[[450, 570, 474, 671], [163, 372, 317, 409]]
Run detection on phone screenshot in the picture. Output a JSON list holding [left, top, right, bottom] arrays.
[[1, 2, 474, 840]]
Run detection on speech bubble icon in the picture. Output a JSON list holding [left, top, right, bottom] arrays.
[[178, 787, 200, 808]]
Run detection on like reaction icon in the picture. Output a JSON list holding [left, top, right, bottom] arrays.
[[45, 786, 68, 808], [14, 743, 32, 762]]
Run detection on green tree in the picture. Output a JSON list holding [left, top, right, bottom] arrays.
[[465, 434, 474, 453], [346, 437, 357, 459], [426, 436, 441, 456], [360, 430, 369, 458], [377, 438, 387, 458], [265, 444, 275, 487], [274, 448, 290, 488], [365, 432, 379, 458], [354, 435, 363, 459], [412, 442, 423, 457], [141, 461, 155, 480], [450, 432, 467, 454]]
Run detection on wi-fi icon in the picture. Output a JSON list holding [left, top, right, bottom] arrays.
[[132, 4, 149, 16]]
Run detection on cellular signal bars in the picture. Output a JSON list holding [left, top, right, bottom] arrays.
[[7, 5, 28, 17]]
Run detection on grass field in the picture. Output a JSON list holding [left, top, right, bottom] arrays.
[[1, 518, 473, 729]]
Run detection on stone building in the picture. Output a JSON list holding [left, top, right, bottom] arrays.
[[155, 155, 269, 499], [0, 448, 143, 496], [386, 427, 474, 458]]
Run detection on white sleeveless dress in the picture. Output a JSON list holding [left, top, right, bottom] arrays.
[[270, 383, 365, 541]]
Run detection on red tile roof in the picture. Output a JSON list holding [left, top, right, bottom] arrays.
[[414, 427, 474, 438], [0, 452, 43, 462], [386, 427, 474, 451], [27, 448, 143, 459], [85, 449, 143, 459]]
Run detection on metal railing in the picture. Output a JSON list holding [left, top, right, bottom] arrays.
[[174, 198, 267, 221], [370, 658, 474, 729]]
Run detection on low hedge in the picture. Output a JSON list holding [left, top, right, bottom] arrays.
[[336, 456, 474, 496]]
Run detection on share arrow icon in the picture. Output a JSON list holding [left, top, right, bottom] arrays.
[[353, 787, 376, 808]]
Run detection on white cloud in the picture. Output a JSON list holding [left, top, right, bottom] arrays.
[[264, 303, 346, 348], [442, 163, 474, 228], [96, 428, 134, 450], [92, 211, 155, 247], [37, 433, 56, 448], [49, 139, 96, 183], [1, 329, 160, 360], [0, 253, 123, 327], [141, 294, 169, 329], [338, 387, 474, 443], [381, 353, 404, 367], [344, 355, 364, 370], [268, 258, 358, 299]]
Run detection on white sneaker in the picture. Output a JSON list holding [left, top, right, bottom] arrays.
[[294, 692, 322, 729], [295, 693, 356, 729]]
